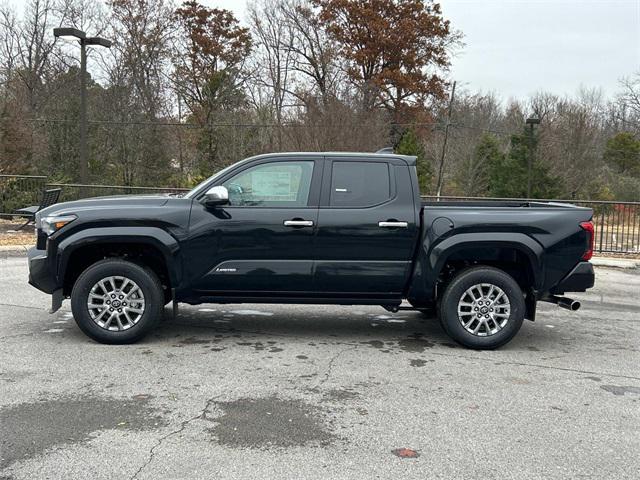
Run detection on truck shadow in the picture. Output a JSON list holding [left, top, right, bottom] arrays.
[[153, 305, 459, 350]]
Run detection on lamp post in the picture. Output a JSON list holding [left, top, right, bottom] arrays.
[[525, 116, 541, 198], [53, 28, 111, 185]]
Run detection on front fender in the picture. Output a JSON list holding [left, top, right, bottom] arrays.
[[54, 227, 183, 288]]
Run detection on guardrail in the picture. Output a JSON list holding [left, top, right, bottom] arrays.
[[423, 195, 640, 255], [1, 177, 638, 254]]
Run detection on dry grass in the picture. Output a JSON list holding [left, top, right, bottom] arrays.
[[0, 219, 35, 246], [0, 233, 34, 246]]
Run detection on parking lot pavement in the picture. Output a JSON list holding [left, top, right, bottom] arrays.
[[1, 256, 639, 480]]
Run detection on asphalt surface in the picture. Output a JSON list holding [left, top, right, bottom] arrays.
[[1, 256, 639, 479]]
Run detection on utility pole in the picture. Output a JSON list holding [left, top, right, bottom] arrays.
[[525, 116, 541, 198], [435, 81, 456, 199]]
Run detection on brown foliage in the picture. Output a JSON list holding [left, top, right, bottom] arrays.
[[316, 0, 456, 121], [174, 0, 251, 113]]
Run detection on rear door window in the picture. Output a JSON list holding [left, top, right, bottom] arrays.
[[330, 161, 391, 207]]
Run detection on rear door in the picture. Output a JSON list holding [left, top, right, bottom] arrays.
[[313, 157, 419, 297]]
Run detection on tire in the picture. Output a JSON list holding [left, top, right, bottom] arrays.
[[71, 259, 164, 344], [438, 266, 525, 349]]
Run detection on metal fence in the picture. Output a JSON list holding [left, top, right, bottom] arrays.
[[424, 196, 640, 255], [0, 176, 189, 218], [0, 175, 48, 217], [1, 176, 638, 254], [45, 183, 190, 203]]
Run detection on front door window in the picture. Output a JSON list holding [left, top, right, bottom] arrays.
[[222, 161, 314, 207]]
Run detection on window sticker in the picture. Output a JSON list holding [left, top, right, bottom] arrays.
[[252, 171, 294, 199]]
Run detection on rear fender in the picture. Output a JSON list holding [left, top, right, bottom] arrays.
[[407, 232, 544, 303]]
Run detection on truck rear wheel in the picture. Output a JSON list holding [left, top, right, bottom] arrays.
[[71, 259, 164, 344], [439, 266, 525, 349]]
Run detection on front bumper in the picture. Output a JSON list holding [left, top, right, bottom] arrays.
[[27, 247, 57, 294], [551, 261, 595, 294]]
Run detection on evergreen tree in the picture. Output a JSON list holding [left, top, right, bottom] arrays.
[[396, 129, 432, 193], [488, 128, 561, 198], [458, 133, 502, 196], [603, 132, 640, 177]]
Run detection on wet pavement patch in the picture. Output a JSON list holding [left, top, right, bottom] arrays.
[[210, 396, 334, 449], [600, 385, 640, 396], [398, 335, 434, 353], [322, 388, 360, 402], [177, 337, 210, 345], [0, 395, 164, 468]]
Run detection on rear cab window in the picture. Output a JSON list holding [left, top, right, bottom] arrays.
[[330, 161, 392, 207]]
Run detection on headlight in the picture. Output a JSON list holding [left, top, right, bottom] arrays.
[[40, 214, 77, 236]]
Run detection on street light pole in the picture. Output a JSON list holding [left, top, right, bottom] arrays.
[[525, 116, 541, 198], [53, 28, 111, 185], [79, 40, 88, 185]]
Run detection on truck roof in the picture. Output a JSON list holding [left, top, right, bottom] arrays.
[[246, 151, 417, 166]]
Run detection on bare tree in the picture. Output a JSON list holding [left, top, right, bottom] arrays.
[[279, 0, 341, 104], [248, 0, 296, 149], [617, 73, 640, 130]]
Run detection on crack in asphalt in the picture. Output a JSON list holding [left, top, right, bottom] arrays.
[[130, 395, 222, 480], [425, 350, 640, 381], [0, 302, 49, 312], [0, 331, 36, 340], [317, 345, 358, 387]]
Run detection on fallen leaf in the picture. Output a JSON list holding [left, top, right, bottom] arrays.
[[392, 448, 419, 458]]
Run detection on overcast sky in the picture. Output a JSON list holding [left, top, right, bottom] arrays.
[[8, 0, 640, 99], [207, 0, 640, 100]]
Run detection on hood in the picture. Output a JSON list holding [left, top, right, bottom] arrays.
[[38, 195, 171, 217]]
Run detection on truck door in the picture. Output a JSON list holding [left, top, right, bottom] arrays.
[[186, 157, 321, 295], [313, 157, 419, 297]]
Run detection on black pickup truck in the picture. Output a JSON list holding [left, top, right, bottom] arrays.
[[28, 152, 595, 348]]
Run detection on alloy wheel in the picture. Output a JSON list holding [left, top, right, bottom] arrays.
[[457, 283, 511, 336], [87, 276, 145, 331]]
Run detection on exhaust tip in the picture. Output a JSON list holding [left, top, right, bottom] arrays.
[[542, 295, 582, 311], [557, 298, 581, 311]]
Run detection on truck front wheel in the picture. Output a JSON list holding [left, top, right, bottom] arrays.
[[439, 266, 525, 349], [71, 259, 164, 344]]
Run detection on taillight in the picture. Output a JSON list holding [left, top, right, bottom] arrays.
[[580, 221, 594, 261]]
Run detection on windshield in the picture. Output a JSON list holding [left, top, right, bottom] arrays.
[[183, 163, 237, 199]]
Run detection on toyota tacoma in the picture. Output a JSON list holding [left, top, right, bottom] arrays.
[[27, 152, 595, 348]]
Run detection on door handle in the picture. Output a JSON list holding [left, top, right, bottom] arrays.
[[284, 220, 314, 227], [378, 221, 408, 228]]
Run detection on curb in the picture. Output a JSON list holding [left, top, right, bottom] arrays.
[[0, 245, 31, 257], [591, 257, 640, 269]]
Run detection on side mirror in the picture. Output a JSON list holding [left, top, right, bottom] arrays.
[[204, 186, 229, 207]]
